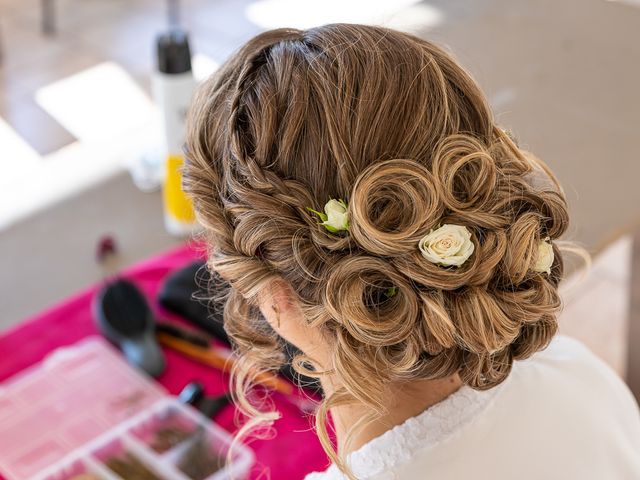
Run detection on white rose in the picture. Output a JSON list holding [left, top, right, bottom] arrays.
[[322, 199, 349, 232], [306, 198, 349, 232], [418, 224, 475, 267], [533, 236, 554, 274]]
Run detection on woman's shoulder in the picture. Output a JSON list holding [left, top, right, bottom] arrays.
[[446, 334, 640, 479], [483, 334, 640, 445], [512, 334, 639, 414]]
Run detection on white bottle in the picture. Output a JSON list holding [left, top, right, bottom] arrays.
[[153, 29, 199, 237]]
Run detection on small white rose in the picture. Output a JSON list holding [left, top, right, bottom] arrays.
[[533, 236, 554, 274], [307, 198, 349, 232], [418, 224, 475, 267]]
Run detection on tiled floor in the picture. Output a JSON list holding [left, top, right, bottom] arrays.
[[1, 0, 640, 360]]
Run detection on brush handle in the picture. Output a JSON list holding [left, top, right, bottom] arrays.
[[121, 336, 166, 378], [156, 333, 294, 395]]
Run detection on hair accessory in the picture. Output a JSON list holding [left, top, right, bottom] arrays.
[[306, 198, 349, 232], [418, 224, 474, 267], [384, 286, 397, 298], [533, 236, 554, 274]]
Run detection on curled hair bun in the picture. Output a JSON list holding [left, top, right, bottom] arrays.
[[324, 142, 519, 377], [330, 130, 566, 390]]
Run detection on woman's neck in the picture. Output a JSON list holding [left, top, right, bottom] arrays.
[[320, 373, 463, 456]]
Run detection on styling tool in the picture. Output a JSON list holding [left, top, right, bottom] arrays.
[[94, 278, 166, 377], [158, 261, 230, 342], [93, 237, 166, 378], [178, 381, 231, 418], [155, 322, 211, 348], [156, 332, 294, 395]]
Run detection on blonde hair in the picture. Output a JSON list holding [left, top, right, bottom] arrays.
[[183, 23, 589, 478]]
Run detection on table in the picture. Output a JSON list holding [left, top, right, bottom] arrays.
[[0, 242, 329, 480]]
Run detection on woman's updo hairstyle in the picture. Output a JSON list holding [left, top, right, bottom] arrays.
[[183, 23, 587, 477]]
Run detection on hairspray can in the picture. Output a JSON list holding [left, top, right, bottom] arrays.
[[154, 29, 198, 236]]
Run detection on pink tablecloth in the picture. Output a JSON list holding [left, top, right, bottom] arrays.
[[0, 241, 329, 480]]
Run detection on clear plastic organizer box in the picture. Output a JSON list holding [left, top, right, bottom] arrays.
[[0, 337, 255, 480]]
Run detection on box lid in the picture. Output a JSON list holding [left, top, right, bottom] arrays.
[[0, 337, 167, 479]]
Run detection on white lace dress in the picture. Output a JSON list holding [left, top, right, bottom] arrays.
[[304, 335, 640, 479]]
